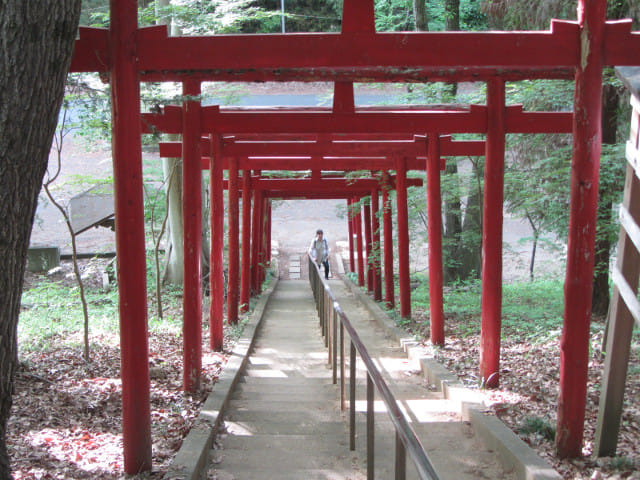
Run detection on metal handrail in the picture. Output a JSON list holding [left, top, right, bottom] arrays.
[[308, 256, 439, 480]]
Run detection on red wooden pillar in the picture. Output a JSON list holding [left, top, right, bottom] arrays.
[[181, 80, 202, 392], [209, 132, 224, 351], [557, 0, 605, 458], [347, 199, 356, 273], [354, 199, 365, 286], [265, 200, 272, 265], [251, 183, 262, 293], [382, 173, 395, 309], [396, 158, 411, 319], [240, 169, 252, 313], [258, 194, 266, 286], [480, 79, 506, 388], [258, 192, 267, 287], [363, 199, 373, 292], [110, 0, 151, 472], [227, 158, 240, 324], [427, 134, 445, 346], [371, 187, 382, 301]]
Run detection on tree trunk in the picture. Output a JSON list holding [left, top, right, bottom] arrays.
[[0, 1, 81, 477], [413, 0, 429, 31], [443, 161, 463, 283], [444, 0, 460, 30], [156, 2, 186, 285], [162, 155, 185, 284]]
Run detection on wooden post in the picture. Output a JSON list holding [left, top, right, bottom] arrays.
[[181, 79, 202, 392], [251, 182, 262, 293], [557, 0, 606, 458], [227, 158, 240, 324], [480, 79, 506, 388], [363, 199, 373, 292], [347, 198, 356, 273], [209, 132, 224, 351], [354, 199, 365, 286], [266, 199, 272, 265], [109, 0, 151, 472], [240, 169, 252, 313], [396, 157, 411, 319], [427, 134, 444, 346], [382, 172, 395, 309], [258, 193, 266, 286], [371, 187, 382, 301]]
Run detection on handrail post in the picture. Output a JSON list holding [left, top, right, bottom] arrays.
[[395, 431, 406, 480], [332, 304, 338, 384], [367, 374, 375, 480], [327, 296, 333, 366], [350, 340, 356, 451], [340, 322, 345, 410]]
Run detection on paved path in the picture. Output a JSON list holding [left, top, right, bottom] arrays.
[[208, 277, 518, 480]]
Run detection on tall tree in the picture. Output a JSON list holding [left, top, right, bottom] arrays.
[[0, 1, 82, 477], [413, 0, 429, 30]]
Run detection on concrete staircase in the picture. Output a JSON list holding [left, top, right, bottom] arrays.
[[208, 279, 520, 479]]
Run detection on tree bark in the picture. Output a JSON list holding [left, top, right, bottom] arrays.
[[0, 1, 81, 477], [413, 0, 429, 31]]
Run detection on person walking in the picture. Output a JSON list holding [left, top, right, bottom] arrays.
[[309, 229, 330, 279]]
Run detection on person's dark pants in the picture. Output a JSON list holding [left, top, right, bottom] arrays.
[[322, 260, 330, 279]]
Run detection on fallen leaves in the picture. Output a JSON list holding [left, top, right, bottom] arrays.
[[9, 329, 230, 479]]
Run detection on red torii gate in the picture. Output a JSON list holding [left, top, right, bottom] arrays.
[[69, 0, 640, 472]]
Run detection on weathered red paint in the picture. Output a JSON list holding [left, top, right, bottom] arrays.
[[347, 199, 356, 273], [354, 200, 365, 287], [371, 188, 382, 302], [240, 169, 252, 314], [396, 157, 411, 319], [363, 201, 373, 293], [480, 79, 506, 388], [557, 0, 606, 459], [426, 134, 444, 346], [265, 200, 272, 265], [109, 0, 151, 472], [382, 172, 395, 309], [251, 184, 262, 294], [227, 158, 240, 324], [182, 80, 203, 393], [257, 194, 266, 286], [209, 133, 225, 351]]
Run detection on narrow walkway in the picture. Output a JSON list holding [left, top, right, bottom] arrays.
[[209, 277, 518, 479]]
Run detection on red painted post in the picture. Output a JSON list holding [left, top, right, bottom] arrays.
[[256, 190, 265, 286], [363, 200, 373, 292], [347, 199, 356, 273], [227, 158, 240, 324], [426, 134, 444, 346], [480, 79, 506, 388], [209, 133, 225, 351], [109, 0, 151, 472], [382, 173, 395, 309], [371, 187, 382, 301], [354, 199, 365, 286], [266, 199, 272, 265], [396, 157, 411, 319], [181, 80, 202, 392], [557, 0, 605, 458], [240, 169, 251, 313], [251, 184, 261, 293]]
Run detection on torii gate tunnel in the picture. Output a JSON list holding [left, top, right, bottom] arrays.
[[69, 0, 640, 472]]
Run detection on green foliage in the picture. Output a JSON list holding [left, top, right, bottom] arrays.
[[374, 0, 487, 32], [19, 281, 119, 351], [517, 416, 556, 441]]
